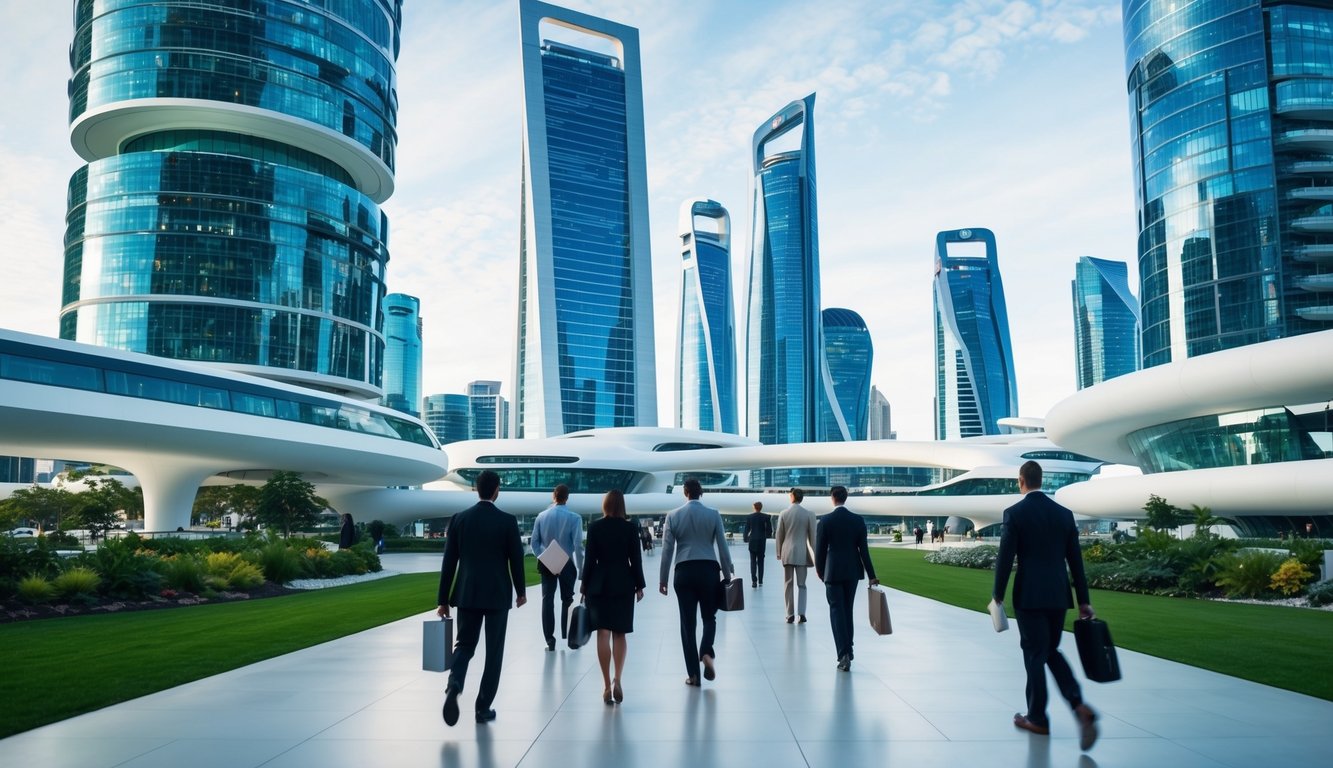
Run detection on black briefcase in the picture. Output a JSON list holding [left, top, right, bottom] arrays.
[[567, 601, 591, 649], [1073, 618, 1122, 683]]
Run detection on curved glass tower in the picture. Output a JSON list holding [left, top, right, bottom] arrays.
[[381, 293, 421, 416], [1072, 257, 1141, 389], [820, 308, 872, 442], [514, 0, 656, 438], [746, 94, 824, 445], [676, 198, 737, 434], [933, 228, 1018, 439], [1124, 0, 1333, 368], [62, 0, 401, 399], [423, 393, 470, 445]]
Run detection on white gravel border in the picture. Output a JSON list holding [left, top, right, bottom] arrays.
[[285, 570, 403, 589]]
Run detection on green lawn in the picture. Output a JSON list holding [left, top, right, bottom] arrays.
[[0, 558, 544, 739], [871, 548, 1333, 700]]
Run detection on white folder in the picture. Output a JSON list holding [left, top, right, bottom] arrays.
[[537, 539, 569, 574], [988, 598, 1010, 632]]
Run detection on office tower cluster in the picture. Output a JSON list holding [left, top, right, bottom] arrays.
[[424, 382, 509, 445]]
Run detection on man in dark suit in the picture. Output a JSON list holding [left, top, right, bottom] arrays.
[[743, 501, 772, 588], [993, 461, 1099, 751], [436, 470, 527, 726], [815, 486, 878, 671]]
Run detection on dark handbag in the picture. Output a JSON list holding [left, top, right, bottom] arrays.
[[1073, 617, 1122, 683], [567, 599, 592, 649], [716, 576, 744, 611]]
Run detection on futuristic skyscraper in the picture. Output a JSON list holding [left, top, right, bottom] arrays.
[[1124, 0, 1333, 367], [1072, 257, 1141, 389], [514, 0, 656, 438], [820, 308, 873, 442], [677, 199, 738, 434], [63, 0, 402, 399], [381, 294, 422, 416], [933, 228, 1018, 439], [746, 94, 825, 445]]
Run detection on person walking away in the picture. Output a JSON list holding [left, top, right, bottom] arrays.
[[775, 488, 816, 623], [993, 460, 1099, 751], [436, 470, 527, 726], [659, 477, 735, 686], [743, 501, 772, 587], [582, 489, 646, 705], [530, 484, 584, 651], [815, 486, 879, 671]]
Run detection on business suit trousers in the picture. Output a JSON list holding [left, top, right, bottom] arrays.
[[539, 560, 576, 645], [1015, 608, 1083, 727], [783, 564, 809, 617], [825, 580, 859, 661], [673, 560, 721, 678], [447, 607, 510, 713], [749, 545, 766, 585]]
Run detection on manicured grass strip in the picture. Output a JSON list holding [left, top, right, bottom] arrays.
[[871, 548, 1333, 701], [1, 560, 544, 739]]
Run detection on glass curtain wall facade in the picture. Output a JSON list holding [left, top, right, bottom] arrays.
[[423, 393, 471, 444], [676, 198, 738, 434], [933, 228, 1018, 439], [381, 293, 421, 416], [1072, 256, 1142, 389], [1124, 0, 1333, 368], [820, 308, 873, 442], [62, 0, 403, 399], [514, 0, 656, 438], [868, 386, 893, 440], [468, 380, 508, 440], [746, 94, 825, 445]]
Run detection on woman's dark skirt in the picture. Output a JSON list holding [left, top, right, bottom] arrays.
[[587, 592, 635, 634]]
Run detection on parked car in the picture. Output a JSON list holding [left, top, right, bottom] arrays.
[[6, 527, 37, 538]]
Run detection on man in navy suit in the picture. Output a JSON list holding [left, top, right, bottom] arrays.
[[815, 485, 878, 671], [993, 461, 1099, 751], [436, 470, 527, 726]]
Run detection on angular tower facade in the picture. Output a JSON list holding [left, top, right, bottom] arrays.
[[933, 228, 1018, 439], [468, 380, 508, 440], [868, 386, 894, 440], [676, 199, 738, 434], [1072, 257, 1141, 389], [514, 0, 656, 438], [63, 0, 402, 399], [746, 94, 825, 445], [381, 293, 422, 416], [820, 308, 872, 442], [1124, 0, 1333, 368]]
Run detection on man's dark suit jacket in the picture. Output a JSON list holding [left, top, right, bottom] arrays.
[[814, 506, 877, 583], [993, 491, 1090, 610], [582, 517, 647, 597], [437, 500, 526, 610], [743, 512, 772, 552]]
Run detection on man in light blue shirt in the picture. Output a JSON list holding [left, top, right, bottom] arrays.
[[531, 484, 584, 651], [659, 478, 734, 686]]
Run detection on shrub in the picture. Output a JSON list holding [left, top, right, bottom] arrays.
[[87, 537, 161, 599], [925, 545, 998, 570], [1082, 543, 1114, 564], [17, 574, 56, 604], [1287, 538, 1326, 571], [892, 530, 902, 543], [329, 549, 368, 576], [1215, 550, 1286, 599], [1307, 580, 1333, 607], [225, 562, 265, 590], [303, 547, 335, 578], [204, 552, 245, 578], [160, 554, 207, 593], [1271, 558, 1315, 596], [53, 566, 102, 598], [1085, 561, 1178, 594], [256, 539, 303, 584]]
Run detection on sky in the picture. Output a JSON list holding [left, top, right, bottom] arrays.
[[0, 0, 1137, 441]]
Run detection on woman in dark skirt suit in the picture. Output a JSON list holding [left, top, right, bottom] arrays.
[[581, 489, 646, 705]]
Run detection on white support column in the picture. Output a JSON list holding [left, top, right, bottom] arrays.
[[125, 463, 216, 533]]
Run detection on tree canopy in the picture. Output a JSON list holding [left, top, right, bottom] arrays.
[[254, 471, 328, 537]]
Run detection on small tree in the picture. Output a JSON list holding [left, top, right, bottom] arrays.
[[192, 486, 233, 527], [255, 472, 327, 537], [1190, 504, 1221, 539], [1143, 494, 1186, 537], [72, 478, 129, 539]]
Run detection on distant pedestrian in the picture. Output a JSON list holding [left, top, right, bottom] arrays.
[[338, 512, 356, 549], [743, 501, 772, 588], [815, 486, 879, 671]]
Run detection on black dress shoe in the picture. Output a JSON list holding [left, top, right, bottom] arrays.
[[786, 615, 795, 624], [545, 640, 556, 652], [442, 686, 460, 726], [475, 708, 497, 723], [685, 676, 700, 687], [836, 654, 851, 671], [798, 615, 807, 623], [701, 654, 716, 681]]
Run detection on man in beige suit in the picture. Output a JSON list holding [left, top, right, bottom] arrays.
[[774, 488, 817, 624]]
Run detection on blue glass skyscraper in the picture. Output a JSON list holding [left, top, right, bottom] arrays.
[[514, 0, 656, 438], [933, 228, 1018, 439], [820, 308, 872, 442], [1072, 257, 1141, 389], [746, 94, 825, 445], [381, 293, 422, 416], [423, 393, 471, 445], [677, 198, 738, 434], [468, 380, 508, 440], [63, 0, 402, 399], [1124, 0, 1333, 367]]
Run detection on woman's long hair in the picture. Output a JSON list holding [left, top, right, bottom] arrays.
[[603, 489, 627, 519]]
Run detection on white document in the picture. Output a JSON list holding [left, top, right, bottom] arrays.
[[988, 598, 1010, 632], [537, 539, 569, 574]]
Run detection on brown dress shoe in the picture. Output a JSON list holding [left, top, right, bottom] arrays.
[[1013, 713, 1050, 735], [1075, 704, 1098, 750]]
